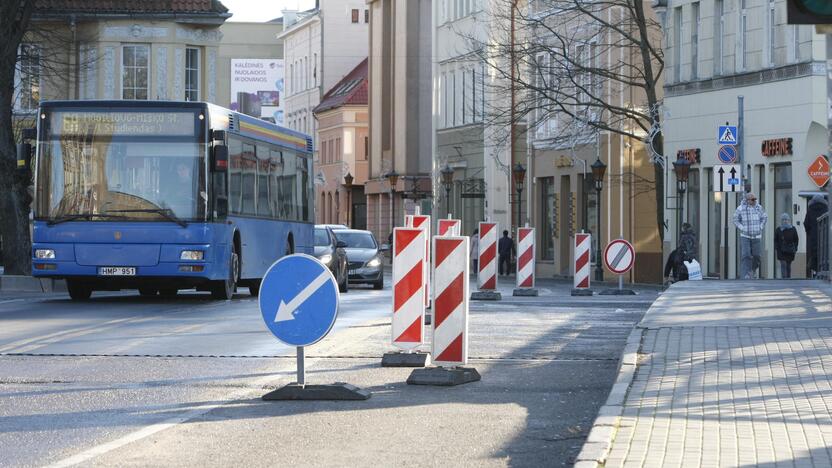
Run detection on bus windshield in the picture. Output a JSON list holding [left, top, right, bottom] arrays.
[[35, 109, 206, 222]]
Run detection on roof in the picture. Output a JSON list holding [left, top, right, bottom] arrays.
[[313, 58, 369, 114], [34, 0, 230, 17]]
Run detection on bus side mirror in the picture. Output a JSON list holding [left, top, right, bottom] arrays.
[[212, 145, 228, 172], [16, 142, 32, 173], [215, 196, 228, 219]]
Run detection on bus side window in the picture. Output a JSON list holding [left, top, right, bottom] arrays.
[[228, 137, 243, 214]]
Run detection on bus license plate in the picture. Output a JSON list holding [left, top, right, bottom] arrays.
[[98, 267, 136, 276]]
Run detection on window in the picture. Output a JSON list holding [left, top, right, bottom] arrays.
[[686, 170, 700, 236], [121, 45, 149, 100], [540, 177, 555, 260], [740, 0, 748, 71], [313, 53, 318, 86], [691, 2, 700, 79], [364, 136, 369, 160], [768, 0, 776, 66], [462, 68, 468, 125], [714, 0, 724, 75], [185, 47, 200, 101], [673, 7, 682, 82], [365, 9, 369, 23], [351, 9, 359, 23], [15, 44, 40, 111], [241, 143, 256, 215], [335, 137, 341, 160], [792, 25, 801, 62]]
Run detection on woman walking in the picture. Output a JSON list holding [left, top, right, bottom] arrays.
[[774, 213, 799, 278]]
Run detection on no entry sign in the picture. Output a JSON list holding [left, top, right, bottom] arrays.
[[604, 239, 635, 275]]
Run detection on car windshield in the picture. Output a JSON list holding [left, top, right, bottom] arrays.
[[34, 109, 206, 222], [314, 228, 330, 247], [334, 231, 377, 249]]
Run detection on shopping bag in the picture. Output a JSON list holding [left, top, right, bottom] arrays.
[[684, 259, 702, 280]]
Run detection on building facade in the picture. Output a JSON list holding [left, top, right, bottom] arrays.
[[366, 0, 434, 243], [279, 1, 369, 198], [659, 0, 826, 279], [313, 59, 370, 229]]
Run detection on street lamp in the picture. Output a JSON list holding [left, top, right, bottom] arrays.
[[591, 158, 607, 282], [343, 172, 353, 228], [386, 170, 399, 235], [672, 156, 691, 243], [512, 163, 526, 231], [441, 165, 454, 216]]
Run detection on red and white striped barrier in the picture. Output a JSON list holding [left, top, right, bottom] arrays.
[[438, 218, 461, 236], [516, 227, 535, 288], [432, 235, 470, 366], [392, 227, 426, 349], [478, 222, 498, 290], [411, 215, 431, 307], [574, 233, 591, 290]]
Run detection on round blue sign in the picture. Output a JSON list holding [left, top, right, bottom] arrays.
[[259, 254, 339, 347], [718, 145, 738, 164]]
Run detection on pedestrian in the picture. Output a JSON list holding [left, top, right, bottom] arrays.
[[663, 247, 689, 284], [470, 228, 479, 273], [774, 213, 799, 279], [497, 230, 515, 276], [733, 192, 768, 279], [804, 194, 828, 277], [679, 222, 698, 261]]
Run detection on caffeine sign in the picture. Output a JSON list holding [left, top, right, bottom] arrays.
[[808, 155, 830, 188]]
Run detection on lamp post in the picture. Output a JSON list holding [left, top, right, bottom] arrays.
[[441, 165, 454, 216], [512, 163, 526, 231], [386, 170, 399, 235], [672, 156, 691, 243], [591, 158, 607, 282], [343, 172, 353, 228]]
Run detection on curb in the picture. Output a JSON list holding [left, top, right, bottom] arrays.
[[0, 275, 67, 293], [574, 327, 643, 467]]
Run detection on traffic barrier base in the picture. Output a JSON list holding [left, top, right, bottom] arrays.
[[471, 290, 502, 301], [512, 287, 538, 296], [599, 288, 637, 296], [571, 288, 594, 296], [407, 366, 481, 386], [262, 383, 371, 401], [381, 351, 431, 367]]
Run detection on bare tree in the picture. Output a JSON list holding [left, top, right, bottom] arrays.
[[467, 0, 666, 240]]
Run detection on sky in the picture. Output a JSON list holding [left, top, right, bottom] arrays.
[[222, 0, 316, 22]]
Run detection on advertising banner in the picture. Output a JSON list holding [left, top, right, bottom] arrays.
[[230, 58, 284, 125]]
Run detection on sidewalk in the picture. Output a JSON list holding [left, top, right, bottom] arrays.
[[576, 280, 832, 467]]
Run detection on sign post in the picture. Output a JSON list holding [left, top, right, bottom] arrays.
[[599, 239, 636, 295], [259, 254, 369, 400]]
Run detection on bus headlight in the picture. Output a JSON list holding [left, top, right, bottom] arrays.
[[35, 249, 55, 259], [366, 257, 381, 268], [180, 250, 204, 260], [319, 254, 333, 265]]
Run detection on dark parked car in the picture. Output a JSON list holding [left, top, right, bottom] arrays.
[[313, 226, 349, 293], [333, 229, 383, 289]]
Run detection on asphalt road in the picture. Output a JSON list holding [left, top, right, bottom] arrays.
[[0, 278, 656, 467]]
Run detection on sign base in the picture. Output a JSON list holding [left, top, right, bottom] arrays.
[[599, 289, 636, 296], [382, 351, 430, 367], [262, 382, 371, 401], [512, 288, 538, 296], [571, 288, 593, 296], [407, 366, 481, 386], [471, 290, 502, 301]]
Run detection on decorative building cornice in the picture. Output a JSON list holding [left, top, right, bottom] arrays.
[[102, 25, 168, 39], [665, 61, 823, 97], [176, 27, 223, 43]]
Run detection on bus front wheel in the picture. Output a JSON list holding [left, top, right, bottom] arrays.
[[67, 280, 92, 301], [211, 248, 239, 300]]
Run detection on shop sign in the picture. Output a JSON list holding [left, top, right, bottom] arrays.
[[676, 148, 701, 164], [761, 138, 793, 157], [808, 155, 830, 188]]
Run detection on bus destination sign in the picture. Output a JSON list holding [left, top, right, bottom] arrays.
[[54, 112, 196, 137]]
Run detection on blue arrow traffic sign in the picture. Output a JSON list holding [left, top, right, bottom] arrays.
[[718, 126, 738, 145], [718, 145, 738, 164], [259, 254, 339, 347]]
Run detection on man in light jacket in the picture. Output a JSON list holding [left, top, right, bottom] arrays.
[[733, 192, 768, 279]]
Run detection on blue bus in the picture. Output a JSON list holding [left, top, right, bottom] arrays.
[[23, 100, 314, 300]]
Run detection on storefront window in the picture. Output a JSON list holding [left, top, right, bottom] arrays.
[[540, 177, 555, 260], [707, 168, 722, 277], [773, 163, 792, 278], [686, 170, 700, 230]]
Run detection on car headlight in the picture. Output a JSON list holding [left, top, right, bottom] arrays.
[[35, 249, 55, 259], [180, 250, 204, 260], [319, 254, 333, 265], [366, 257, 381, 268]]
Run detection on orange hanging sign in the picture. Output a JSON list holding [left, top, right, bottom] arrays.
[[808, 155, 830, 188]]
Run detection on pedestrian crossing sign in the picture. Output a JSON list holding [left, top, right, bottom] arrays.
[[718, 125, 738, 145]]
